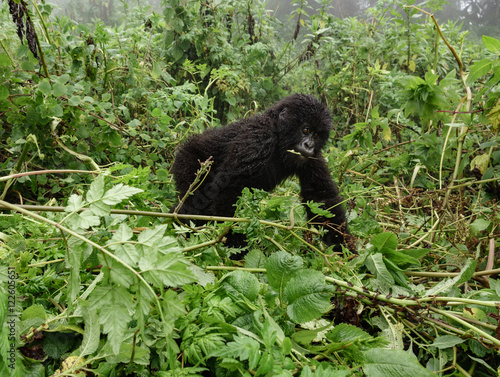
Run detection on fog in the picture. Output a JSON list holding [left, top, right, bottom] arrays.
[[266, 0, 499, 38], [46, 0, 498, 39]]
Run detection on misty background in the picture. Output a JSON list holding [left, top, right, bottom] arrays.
[[47, 0, 499, 40]]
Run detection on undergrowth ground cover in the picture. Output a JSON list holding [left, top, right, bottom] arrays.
[[0, 0, 499, 376]]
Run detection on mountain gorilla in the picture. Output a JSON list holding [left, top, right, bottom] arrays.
[[172, 94, 351, 252]]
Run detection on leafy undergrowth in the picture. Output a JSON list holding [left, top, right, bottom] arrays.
[[1, 0, 500, 376], [1, 169, 499, 376]]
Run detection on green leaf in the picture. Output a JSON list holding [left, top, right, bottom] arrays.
[[468, 355, 497, 374], [425, 259, 477, 296], [291, 322, 332, 346], [327, 323, 371, 342], [255, 351, 274, 375], [79, 301, 100, 356], [0, 53, 10, 66], [365, 253, 394, 285], [94, 289, 132, 355], [226, 270, 260, 301], [104, 342, 150, 365], [455, 259, 477, 286], [0, 85, 8, 100], [470, 218, 491, 234], [466, 58, 491, 86], [102, 184, 143, 205], [220, 334, 261, 370], [107, 223, 138, 265], [38, 80, 52, 95], [482, 35, 500, 54], [68, 95, 81, 106], [151, 107, 162, 117], [431, 335, 465, 349], [306, 201, 334, 218], [384, 249, 420, 266], [77, 210, 101, 228], [86, 175, 105, 202], [284, 270, 333, 323], [140, 253, 196, 288], [21, 304, 47, 321], [371, 232, 397, 252], [52, 82, 67, 97], [137, 225, 169, 248], [363, 348, 434, 377], [399, 248, 430, 260], [265, 251, 303, 292], [151, 61, 163, 79], [21, 59, 34, 71]]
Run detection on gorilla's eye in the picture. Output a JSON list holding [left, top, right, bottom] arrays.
[[303, 127, 311, 135]]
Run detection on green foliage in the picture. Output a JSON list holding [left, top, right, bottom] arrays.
[[1, 0, 500, 376]]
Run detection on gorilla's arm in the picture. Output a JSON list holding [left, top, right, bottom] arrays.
[[298, 156, 348, 248]]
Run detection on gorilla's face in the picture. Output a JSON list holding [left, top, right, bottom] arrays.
[[294, 125, 319, 160], [283, 120, 330, 166], [271, 94, 332, 166]]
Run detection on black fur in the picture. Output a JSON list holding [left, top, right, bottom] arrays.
[[172, 94, 350, 250]]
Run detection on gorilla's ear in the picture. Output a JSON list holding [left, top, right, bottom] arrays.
[[278, 107, 290, 126], [278, 107, 288, 122]]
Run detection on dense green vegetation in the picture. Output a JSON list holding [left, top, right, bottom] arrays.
[[0, 0, 499, 376]]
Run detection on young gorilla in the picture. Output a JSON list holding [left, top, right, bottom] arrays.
[[172, 94, 350, 251]]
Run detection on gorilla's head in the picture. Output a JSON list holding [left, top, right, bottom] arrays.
[[268, 94, 332, 166]]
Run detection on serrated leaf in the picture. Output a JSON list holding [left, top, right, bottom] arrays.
[[110, 221, 133, 240], [68, 95, 81, 106], [220, 334, 261, 370], [100, 302, 130, 354], [306, 201, 333, 218], [79, 301, 100, 356], [455, 259, 477, 285], [137, 225, 169, 246], [108, 259, 135, 287], [284, 270, 333, 323], [363, 348, 434, 377], [90, 201, 110, 217], [381, 122, 391, 142], [86, 175, 105, 202], [107, 223, 139, 265], [140, 253, 196, 288], [65, 194, 85, 212], [431, 335, 465, 349], [78, 211, 101, 228], [265, 251, 303, 292], [102, 184, 143, 205], [162, 289, 187, 318]]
